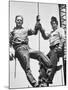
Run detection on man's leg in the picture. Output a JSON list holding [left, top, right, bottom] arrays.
[[29, 51, 52, 86], [15, 49, 38, 87], [29, 51, 52, 68], [38, 63, 49, 86], [29, 50, 62, 85], [46, 49, 61, 83]]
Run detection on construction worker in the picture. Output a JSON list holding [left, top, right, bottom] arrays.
[[38, 16, 65, 86]]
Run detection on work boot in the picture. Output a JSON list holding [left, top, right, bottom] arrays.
[[34, 83, 39, 87], [46, 65, 62, 84], [33, 81, 39, 87], [56, 65, 62, 71]]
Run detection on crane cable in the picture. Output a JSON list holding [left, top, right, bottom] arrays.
[[37, 2, 40, 51]]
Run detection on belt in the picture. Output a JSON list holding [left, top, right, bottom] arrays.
[[50, 43, 59, 50], [13, 42, 28, 50]]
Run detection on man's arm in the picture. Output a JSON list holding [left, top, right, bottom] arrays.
[[28, 22, 40, 36], [9, 31, 15, 61], [36, 15, 50, 39], [28, 15, 41, 36], [28, 28, 38, 36], [39, 26, 50, 40], [28, 23, 50, 40], [59, 28, 65, 43], [59, 28, 65, 48], [9, 31, 14, 47]]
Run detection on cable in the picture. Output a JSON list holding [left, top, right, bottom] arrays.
[[37, 2, 40, 51], [14, 57, 16, 78]]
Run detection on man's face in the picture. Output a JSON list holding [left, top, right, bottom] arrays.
[[15, 16, 23, 27], [51, 21, 58, 31]]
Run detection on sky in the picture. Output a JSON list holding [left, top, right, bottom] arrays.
[[10, 1, 64, 88]]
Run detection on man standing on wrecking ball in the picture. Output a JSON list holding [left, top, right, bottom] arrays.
[[38, 16, 65, 86]]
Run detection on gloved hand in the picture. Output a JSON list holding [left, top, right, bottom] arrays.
[[35, 22, 42, 31], [9, 53, 14, 61], [9, 47, 15, 61], [36, 15, 40, 22], [34, 15, 42, 31]]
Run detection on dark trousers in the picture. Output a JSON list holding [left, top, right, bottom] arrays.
[[38, 46, 62, 84], [15, 45, 52, 87], [47, 49, 58, 67], [15, 46, 37, 87]]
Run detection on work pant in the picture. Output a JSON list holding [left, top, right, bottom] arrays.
[[38, 46, 63, 84], [15, 45, 52, 87], [15, 46, 37, 87]]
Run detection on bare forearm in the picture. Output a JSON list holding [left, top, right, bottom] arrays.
[[40, 28, 50, 39]]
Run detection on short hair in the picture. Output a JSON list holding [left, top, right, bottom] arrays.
[[50, 16, 58, 25], [15, 15, 23, 22]]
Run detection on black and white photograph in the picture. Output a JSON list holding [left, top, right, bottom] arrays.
[[9, 0, 67, 89]]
